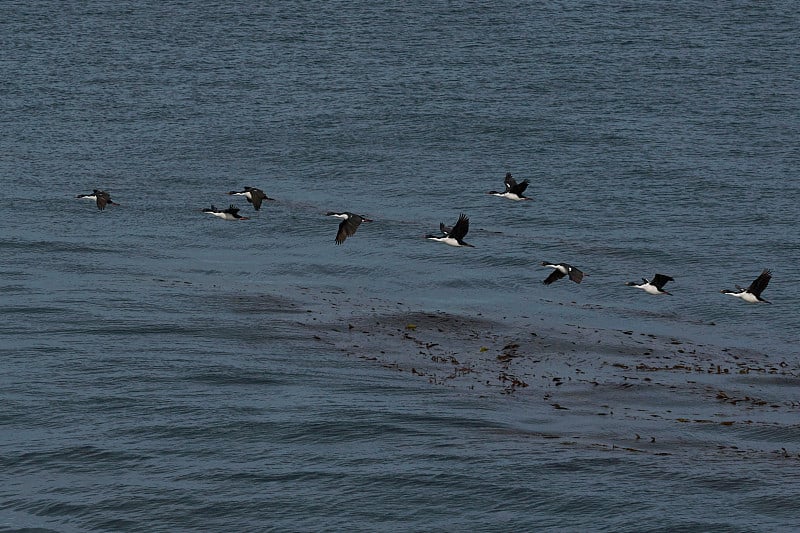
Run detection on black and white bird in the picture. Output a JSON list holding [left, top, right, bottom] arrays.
[[720, 269, 772, 303], [426, 213, 474, 247], [626, 273, 674, 295], [541, 262, 583, 285], [327, 212, 372, 245], [227, 186, 273, 210], [487, 172, 532, 201], [76, 189, 119, 211], [203, 204, 250, 220]]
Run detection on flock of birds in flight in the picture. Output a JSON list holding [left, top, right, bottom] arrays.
[[76, 172, 774, 304]]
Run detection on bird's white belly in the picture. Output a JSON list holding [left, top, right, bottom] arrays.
[[738, 292, 760, 303], [642, 284, 661, 295], [502, 192, 524, 201], [427, 236, 462, 247]]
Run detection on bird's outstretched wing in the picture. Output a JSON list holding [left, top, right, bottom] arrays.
[[651, 274, 674, 290], [252, 190, 266, 210], [449, 214, 470, 242], [510, 179, 530, 195], [504, 173, 517, 192], [746, 269, 771, 296], [567, 266, 584, 284], [542, 269, 565, 285], [244, 187, 266, 210], [335, 215, 362, 245]]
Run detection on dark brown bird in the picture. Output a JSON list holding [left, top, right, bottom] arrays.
[[426, 213, 474, 247], [488, 172, 532, 201], [76, 189, 119, 210], [721, 269, 772, 303], [327, 212, 372, 245], [227, 186, 274, 210], [203, 204, 250, 220], [541, 262, 584, 285]]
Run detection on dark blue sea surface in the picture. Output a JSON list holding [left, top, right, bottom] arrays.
[[2, 1, 799, 531]]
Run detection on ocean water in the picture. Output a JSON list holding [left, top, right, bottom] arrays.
[[2, 1, 799, 531]]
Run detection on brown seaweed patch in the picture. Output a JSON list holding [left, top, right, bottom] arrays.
[[498, 371, 528, 394], [716, 390, 769, 407]]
